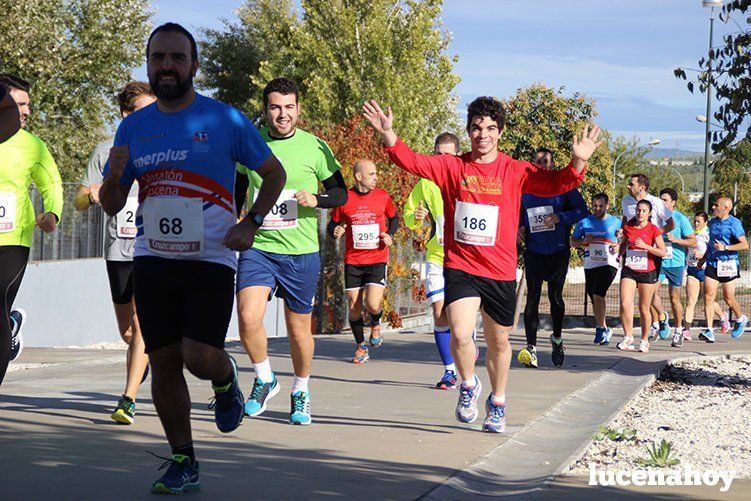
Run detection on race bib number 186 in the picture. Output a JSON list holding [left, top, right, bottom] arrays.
[[454, 200, 499, 246]]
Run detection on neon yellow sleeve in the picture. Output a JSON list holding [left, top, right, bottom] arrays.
[[31, 139, 63, 220], [403, 179, 426, 230]]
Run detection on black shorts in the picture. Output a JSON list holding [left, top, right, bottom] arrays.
[[620, 267, 658, 285], [444, 268, 516, 327], [132, 256, 235, 353], [345, 263, 387, 290], [585, 265, 618, 298], [524, 249, 570, 285], [105, 260, 133, 305], [705, 265, 740, 284]]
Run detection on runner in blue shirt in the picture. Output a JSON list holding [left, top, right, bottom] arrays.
[[652, 189, 696, 345], [100, 23, 286, 495], [518, 148, 588, 368], [699, 197, 749, 342], [571, 193, 621, 345]]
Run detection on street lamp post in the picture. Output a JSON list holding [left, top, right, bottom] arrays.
[[701, 0, 722, 212], [612, 139, 661, 194]]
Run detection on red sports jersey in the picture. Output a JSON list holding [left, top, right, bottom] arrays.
[[622, 221, 662, 273], [385, 138, 586, 281], [331, 187, 397, 265]]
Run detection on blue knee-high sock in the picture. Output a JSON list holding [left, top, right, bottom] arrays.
[[434, 326, 454, 367]]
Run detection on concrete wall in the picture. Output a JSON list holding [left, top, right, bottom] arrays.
[[15, 259, 286, 347]]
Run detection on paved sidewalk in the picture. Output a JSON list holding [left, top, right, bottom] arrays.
[[1, 327, 749, 499]]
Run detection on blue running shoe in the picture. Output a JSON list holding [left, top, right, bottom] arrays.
[[244, 374, 280, 417], [731, 315, 748, 339], [659, 312, 670, 340], [594, 327, 605, 345], [482, 396, 506, 433], [698, 329, 716, 343], [151, 454, 200, 494], [208, 356, 244, 433], [9, 308, 26, 362], [290, 391, 312, 425], [455, 377, 482, 423], [435, 369, 458, 390], [369, 324, 383, 348], [601, 327, 613, 346]]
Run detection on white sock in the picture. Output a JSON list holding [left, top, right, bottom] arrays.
[[461, 375, 477, 389], [491, 393, 505, 405], [254, 358, 273, 383], [445, 363, 456, 372], [292, 376, 309, 394]]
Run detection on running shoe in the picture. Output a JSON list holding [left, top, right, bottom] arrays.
[[435, 370, 458, 390], [369, 324, 383, 348], [720, 312, 731, 334], [617, 336, 635, 351], [698, 329, 716, 343], [594, 327, 605, 345], [290, 391, 312, 425], [517, 345, 538, 368], [601, 327, 613, 346], [151, 454, 200, 494], [731, 315, 748, 339], [658, 312, 670, 340], [550, 334, 565, 367], [208, 356, 244, 433], [648, 324, 659, 342], [455, 377, 482, 424], [671, 329, 683, 348], [244, 374, 280, 417], [682, 327, 692, 342], [482, 396, 506, 433], [352, 345, 369, 364], [110, 395, 136, 425], [638, 339, 650, 353], [9, 308, 26, 362]]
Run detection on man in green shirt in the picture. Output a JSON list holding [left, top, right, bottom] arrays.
[[235, 78, 347, 425], [0, 74, 63, 386]]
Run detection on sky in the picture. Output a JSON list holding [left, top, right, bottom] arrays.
[[144, 0, 739, 152]]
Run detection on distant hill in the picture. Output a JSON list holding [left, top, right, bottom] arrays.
[[645, 148, 705, 159]]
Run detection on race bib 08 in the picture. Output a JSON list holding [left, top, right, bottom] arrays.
[[0, 192, 17, 233], [717, 260, 738, 278], [454, 201, 498, 246], [527, 205, 554, 233], [352, 223, 380, 249], [625, 249, 648, 271], [143, 197, 203, 256], [116, 196, 138, 239], [254, 189, 298, 230]]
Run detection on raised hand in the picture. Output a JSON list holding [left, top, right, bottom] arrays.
[[362, 100, 393, 135], [572, 124, 603, 164], [414, 201, 429, 221]]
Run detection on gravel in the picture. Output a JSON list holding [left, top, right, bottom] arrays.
[[568, 355, 751, 477]]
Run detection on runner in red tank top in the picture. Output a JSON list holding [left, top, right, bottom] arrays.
[[363, 96, 602, 433]]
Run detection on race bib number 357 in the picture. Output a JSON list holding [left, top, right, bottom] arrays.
[[454, 200, 499, 246], [144, 197, 204, 256]]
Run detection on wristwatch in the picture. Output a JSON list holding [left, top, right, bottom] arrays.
[[248, 211, 264, 227]]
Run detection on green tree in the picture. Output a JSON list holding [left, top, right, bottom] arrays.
[[0, 0, 152, 181], [199, 0, 461, 150], [674, 0, 751, 152], [712, 138, 751, 225]]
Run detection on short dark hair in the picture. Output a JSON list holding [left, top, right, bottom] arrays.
[[636, 199, 653, 213], [466, 96, 506, 130], [0, 74, 30, 93], [593, 193, 609, 205], [147, 23, 198, 62], [659, 188, 678, 202], [535, 147, 555, 162], [629, 173, 650, 190], [117, 82, 154, 114], [262, 78, 299, 108], [694, 211, 709, 222], [434, 132, 460, 152]]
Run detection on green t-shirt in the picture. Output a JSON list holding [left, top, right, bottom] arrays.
[[237, 127, 341, 255], [0, 129, 63, 248], [403, 178, 444, 266]]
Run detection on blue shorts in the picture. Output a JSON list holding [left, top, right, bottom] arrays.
[[687, 266, 705, 283], [237, 248, 320, 314], [659, 266, 685, 288]]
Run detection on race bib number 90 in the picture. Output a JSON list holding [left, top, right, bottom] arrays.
[[0, 192, 17, 233], [352, 223, 380, 249], [454, 200, 499, 246], [254, 189, 298, 230], [144, 197, 203, 256], [586, 242, 609, 265], [717, 260, 738, 278], [116, 196, 138, 239]]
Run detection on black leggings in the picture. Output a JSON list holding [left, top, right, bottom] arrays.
[[0, 246, 30, 386], [523, 249, 569, 346]]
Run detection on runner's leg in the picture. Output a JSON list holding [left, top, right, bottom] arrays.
[[619, 278, 636, 339], [638, 283, 656, 342], [0, 246, 29, 385], [522, 252, 543, 347], [447, 297, 481, 384]]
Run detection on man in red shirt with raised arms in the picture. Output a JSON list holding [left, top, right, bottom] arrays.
[[363, 97, 602, 433]]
